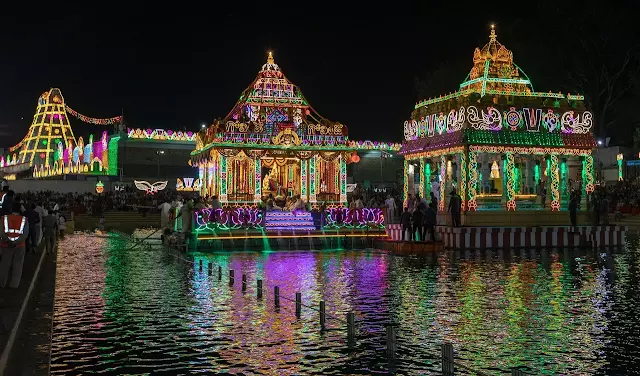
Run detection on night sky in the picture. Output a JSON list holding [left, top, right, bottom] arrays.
[[0, 2, 636, 146]]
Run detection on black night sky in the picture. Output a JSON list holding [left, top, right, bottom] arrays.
[[0, 2, 638, 146]]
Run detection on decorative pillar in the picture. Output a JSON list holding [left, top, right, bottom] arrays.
[[219, 154, 228, 203], [585, 154, 595, 194], [550, 154, 560, 211], [334, 157, 340, 201], [199, 165, 205, 197], [467, 150, 478, 211], [459, 151, 467, 211], [438, 157, 446, 212], [300, 158, 308, 201], [533, 160, 540, 194], [419, 157, 426, 202], [560, 157, 568, 206], [254, 158, 262, 203], [339, 154, 347, 204], [403, 158, 409, 207], [309, 155, 317, 203], [505, 152, 516, 211], [425, 160, 432, 203]]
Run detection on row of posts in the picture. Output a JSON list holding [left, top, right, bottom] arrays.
[[197, 259, 530, 375]]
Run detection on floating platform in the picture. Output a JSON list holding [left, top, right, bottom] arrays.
[[194, 228, 387, 251]]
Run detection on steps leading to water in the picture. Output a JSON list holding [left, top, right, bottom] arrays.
[[264, 211, 316, 231]]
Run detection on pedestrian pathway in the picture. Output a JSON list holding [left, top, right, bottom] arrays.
[[0, 247, 55, 375]]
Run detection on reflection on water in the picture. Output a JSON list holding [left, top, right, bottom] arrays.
[[50, 234, 640, 375]]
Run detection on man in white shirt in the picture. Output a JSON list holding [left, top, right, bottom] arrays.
[[158, 201, 172, 228], [384, 195, 396, 224]]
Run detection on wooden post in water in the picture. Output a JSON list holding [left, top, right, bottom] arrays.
[[199, 259, 203, 271], [319, 301, 326, 330], [441, 343, 454, 375], [274, 286, 280, 309], [207, 263, 212, 276], [385, 324, 397, 359], [242, 274, 247, 292], [347, 312, 355, 348], [257, 279, 263, 299], [295, 292, 302, 318], [229, 269, 234, 286], [218, 266, 222, 281]]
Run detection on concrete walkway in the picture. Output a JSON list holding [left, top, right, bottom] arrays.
[[0, 247, 56, 375]]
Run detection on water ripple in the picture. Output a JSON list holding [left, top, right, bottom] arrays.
[[50, 234, 640, 375]]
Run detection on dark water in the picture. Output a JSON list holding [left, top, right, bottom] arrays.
[[50, 233, 640, 375]]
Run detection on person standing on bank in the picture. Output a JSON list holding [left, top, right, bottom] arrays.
[[569, 193, 578, 229], [448, 189, 462, 227], [423, 202, 438, 241], [0, 203, 29, 288], [42, 210, 58, 254], [400, 207, 412, 241]]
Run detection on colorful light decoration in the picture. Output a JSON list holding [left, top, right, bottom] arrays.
[[195, 206, 264, 231], [505, 152, 516, 211], [134, 180, 168, 195], [255, 158, 262, 202], [467, 151, 478, 211], [403, 159, 409, 206], [459, 152, 467, 211], [95, 181, 104, 194], [419, 157, 426, 202], [176, 177, 201, 192], [585, 155, 595, 193], [66, 106, 122, 125], [617, 153, 624, 181], [407, 106, 592, 138], [550, 154, 560, 211], [339, 155, 347, 204], [401, 29, 597, 216], [469, 145, 591, 157], [324, 208, 385, 229], [127, 128, 196, 142], [439, 158, 446, 211]]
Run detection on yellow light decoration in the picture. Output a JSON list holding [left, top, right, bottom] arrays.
[[439, 158, 446, 211], [459, 151, 467, 211], [585, 155, 595, 193], [550, 154, 560, 211], [402, 146, 465, 161], [467, 151, 478, 211], [505, 152, 516, 211], [469, 145, 591, 156]]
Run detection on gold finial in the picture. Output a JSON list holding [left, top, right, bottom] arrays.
[[489, 24, 497, 42], [267, 51, 274, 64]]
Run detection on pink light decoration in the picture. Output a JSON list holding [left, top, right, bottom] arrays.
[[324, 208, 384, 228]]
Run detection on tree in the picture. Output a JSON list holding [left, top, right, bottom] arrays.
[[552, 1, 640, 137], [414, 60, 469, 102]]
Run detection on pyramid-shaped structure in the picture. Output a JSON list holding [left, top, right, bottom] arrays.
[[11, 88, 76, 167], [221, 52, 347, 137]]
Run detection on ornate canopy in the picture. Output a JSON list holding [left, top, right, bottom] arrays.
[[192, 52, 354, 165]]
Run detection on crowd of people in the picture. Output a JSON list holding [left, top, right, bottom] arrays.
[[0, 185, 69, 289]]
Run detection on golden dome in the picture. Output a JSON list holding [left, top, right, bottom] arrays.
[[473, 25, 513, 65]]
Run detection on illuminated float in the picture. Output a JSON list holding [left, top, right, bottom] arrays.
[[400, 26, 596, 224], [191, 52, 387, 236]]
